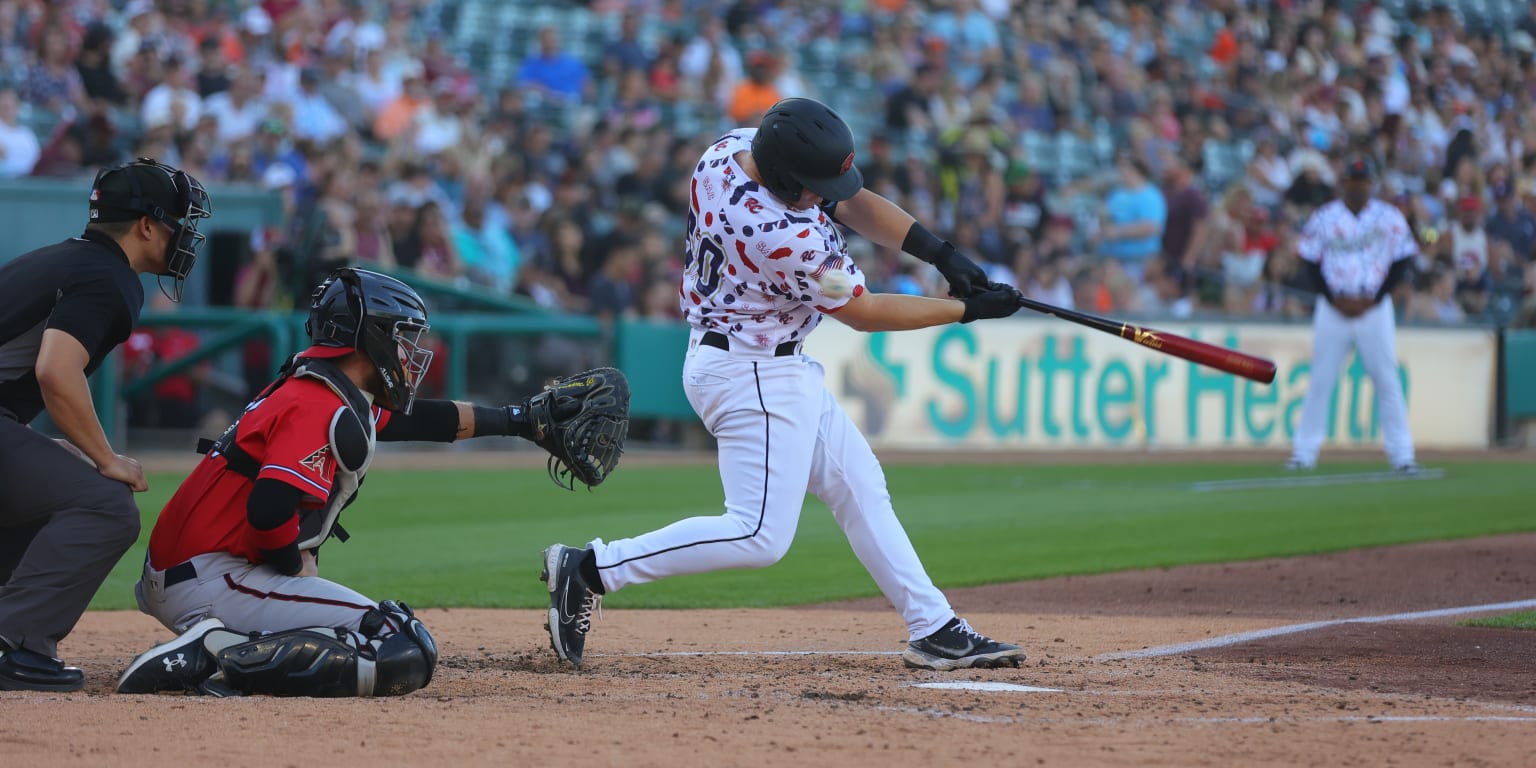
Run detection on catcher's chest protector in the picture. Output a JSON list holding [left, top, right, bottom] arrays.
[[203, 359, 376, 550]]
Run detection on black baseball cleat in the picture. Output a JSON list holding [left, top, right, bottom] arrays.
[[116, 617, 225, 694], [0, 644, 84, 692], [903, 617, 1027, 671], [540, 544, 601, 669]]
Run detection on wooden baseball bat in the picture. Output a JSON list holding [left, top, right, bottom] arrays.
[[1014, 296, 1277, 384]]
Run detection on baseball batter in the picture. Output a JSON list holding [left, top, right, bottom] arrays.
[[1288, 156, 1418, 471], [543, 98, 1027, 671], [116, 268, 628, 697]]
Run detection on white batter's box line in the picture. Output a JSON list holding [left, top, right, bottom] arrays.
[[1099, 597, 1536, 660], [1188, 467, 1445, 493], [871, 705, 1536, 726], [591, 650, 902, 658]]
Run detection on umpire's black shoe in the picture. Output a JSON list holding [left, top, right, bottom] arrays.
[[0, 644, 84, 692], [116, 617, 225, 694], [903, 617, 1027, 671], [541, 544, 601, 669]]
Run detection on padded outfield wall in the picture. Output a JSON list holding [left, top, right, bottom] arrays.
[[798, 320, 1498, 450]]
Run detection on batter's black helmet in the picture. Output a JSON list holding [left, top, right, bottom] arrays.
[[89, 157, 212, 302], [305, 268, 433, 414], [751, 98, 864, 204]]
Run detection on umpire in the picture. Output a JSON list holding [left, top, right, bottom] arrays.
[[0, 158, 211, 691]]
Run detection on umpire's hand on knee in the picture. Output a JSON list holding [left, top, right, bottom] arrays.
[[99, 453, 148, 492]]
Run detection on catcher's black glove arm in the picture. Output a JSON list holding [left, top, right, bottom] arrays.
[[523, 367, 630, 490]]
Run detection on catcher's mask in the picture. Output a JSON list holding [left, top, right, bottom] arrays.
[[89, 157, 212, 302], [306, 268, 433, 413], [750, 97, 863, 205]]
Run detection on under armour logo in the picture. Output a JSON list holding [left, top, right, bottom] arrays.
[[162, 653, 188, 671]]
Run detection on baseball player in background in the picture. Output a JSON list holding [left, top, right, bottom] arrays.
[[116, 268, 603, 697], [543, 98, 1028, 671], [1287, 156, 1419, 472]]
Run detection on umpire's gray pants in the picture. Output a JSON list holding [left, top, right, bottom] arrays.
[[0, 413, 139, 658]]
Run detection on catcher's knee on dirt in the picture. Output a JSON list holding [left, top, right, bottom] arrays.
[[210, 601, 437, 697]]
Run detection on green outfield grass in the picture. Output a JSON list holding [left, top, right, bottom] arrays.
[[88, 460, 1536, 611], [1461, 611, 1536, 630]]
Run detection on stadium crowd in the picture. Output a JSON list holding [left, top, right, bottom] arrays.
[[3, 0, 1536, 336]]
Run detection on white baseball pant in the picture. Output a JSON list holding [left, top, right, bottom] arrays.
[[1291, 297, 1415, 466], [588, 334, 954, 642]]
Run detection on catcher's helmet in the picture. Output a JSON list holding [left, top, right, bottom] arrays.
[[750, 98, 864, 205], [305, 268, 433, 413], [89, 157, 212, 302]]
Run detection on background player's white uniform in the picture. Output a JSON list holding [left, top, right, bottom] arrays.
[[587, 130, 955, 641], [1290, 198, 1417, 468]]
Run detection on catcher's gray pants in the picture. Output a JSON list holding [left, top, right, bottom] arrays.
[[137, 551, 381, 635], [0, 413, 140, 658]]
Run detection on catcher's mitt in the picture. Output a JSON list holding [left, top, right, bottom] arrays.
[[526, 367, 630, 490]]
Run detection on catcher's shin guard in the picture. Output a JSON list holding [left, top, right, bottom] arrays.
[[210, 627, 363, 697], [208, 603, 437, 698]]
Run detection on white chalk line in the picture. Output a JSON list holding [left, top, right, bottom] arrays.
[[591, 650, 900, 658], [1189, 468, 1445, 492], [873, 705, 1536, 726], [1100, 598, 1536, 659]]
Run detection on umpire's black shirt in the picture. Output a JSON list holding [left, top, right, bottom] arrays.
[[0, 230, 144, 424]]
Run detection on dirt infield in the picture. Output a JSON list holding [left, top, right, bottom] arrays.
[[2, 533, 1532, 766]]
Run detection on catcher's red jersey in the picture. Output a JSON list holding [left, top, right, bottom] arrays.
[[146, 377, 390, 569]]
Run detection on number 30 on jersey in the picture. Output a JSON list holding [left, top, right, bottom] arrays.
[[686, 235, 727, 298]]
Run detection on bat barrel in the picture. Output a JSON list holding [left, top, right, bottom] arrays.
[[1014, 296, 1275, 384], [1119, 324, 1277, 384]]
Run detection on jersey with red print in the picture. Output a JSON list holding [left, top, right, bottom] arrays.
[[1298, 199, 1418, 298], [679, 129, 867, 349], [145, 376, 390, 570]]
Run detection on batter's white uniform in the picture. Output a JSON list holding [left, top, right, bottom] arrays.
[[1290, 198, 1417, 467], [587, 130, 955, 641]]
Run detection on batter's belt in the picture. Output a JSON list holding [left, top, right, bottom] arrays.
[[699, 331, 801, 357]]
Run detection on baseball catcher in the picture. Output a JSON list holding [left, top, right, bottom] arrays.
[[116, 268, 628, 697]]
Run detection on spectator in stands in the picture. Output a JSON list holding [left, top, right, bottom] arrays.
[[317, 49, 368, 133], [587, 236, 639, 327], [883, 63, 940, 136], [0, 88, 40, 178], [1097, 154, 1166, 280], [1405, 264, 1466, 324], [26, 24, 87, 118], [373, 72, 428, 143], [455, 189, 520, 296], [1160, 156, 1208, 271], [518, 26, 591, 104], [351, 187, 396, 268], [679, 15, 741, 110], [76, 23, 126, 107], [1245, 135, 1291, 212], [289, 67, 346, 143], [1442, 196, 1491, 317], [1486, 188, 1536, 261], [1026, 253, 1074, 311], [141, 55, 201, 133], [397, 200, 463, 282], [1283, 151, 1334, 221], [202, 67, 268, 144], [1486, 240, 1528, 324], [726, 51, 781, 125], [195, 36, 233, 98], [603, 11, 651, 78], [1005, 74, 1054, 135]]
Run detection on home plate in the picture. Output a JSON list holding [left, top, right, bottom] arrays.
[[910, 682, 1063, 693]]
